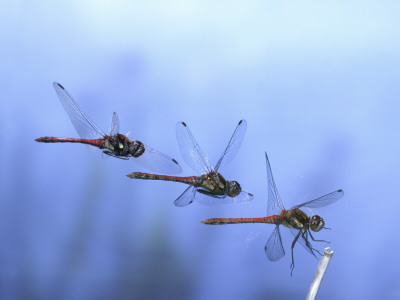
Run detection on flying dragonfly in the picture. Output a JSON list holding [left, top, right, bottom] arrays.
[[202, 152, 343, 275], [35, 82, 182, 174], [127, 120, 254, 206]]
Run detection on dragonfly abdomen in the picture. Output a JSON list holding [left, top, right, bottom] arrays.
[[202, 217, 274, 225], [35, 137, 103, 147], [128, 172, 198, 185]]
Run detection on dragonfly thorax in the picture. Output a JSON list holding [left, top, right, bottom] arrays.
[[200, 173, 225, 192], [198, 173, 241, 197], [280, 209, 309, 230], [102, 134, 144, 158], [309, 215, 325, 232]]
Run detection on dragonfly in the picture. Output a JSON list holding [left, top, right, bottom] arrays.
[[202, 152, 343, 275], [35, 82, 182, 174], [127, 120, 254, 206]]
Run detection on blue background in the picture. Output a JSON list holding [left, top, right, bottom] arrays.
[[1, 1, 399, 299]]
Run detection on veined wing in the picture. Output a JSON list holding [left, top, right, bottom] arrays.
[[193, 191, 226, 205], [174, 186, 197, 207], [134, 143, 182, 174], [53, 82, 106, 139], [233, 191, 254, 203], [176, 121, 213, 175], [214, 120, 247, 171], [110, 112, 120, 136], [265, 152, 285, 216], [292, 189, 344, 209], [265, 225, 285, 261], [194, 190, 253, 205]]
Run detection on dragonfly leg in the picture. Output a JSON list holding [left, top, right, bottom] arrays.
[[303, 230, 322, 257], [197, 189, 225, 198], [309, 230, 330, 243], [290, 230, 302, 276], [103, 150, 129, 160]]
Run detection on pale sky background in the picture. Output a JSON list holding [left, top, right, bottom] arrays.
[[1, 1, 399, 299]]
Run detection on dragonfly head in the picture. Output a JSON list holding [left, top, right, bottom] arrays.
[[226, 181, 241, 197], [128, 140, 145, 157], [309, 215, 325, 232]]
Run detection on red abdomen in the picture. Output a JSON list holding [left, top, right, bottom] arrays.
[[201, 216, 281, 225], [127, 172, 198, 185], [35, 137, 103, 147]]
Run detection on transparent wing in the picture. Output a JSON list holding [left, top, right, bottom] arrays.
[[176, 121, 213, 175], [110, 112, 120, 135], [193, 190, 253, 205], [174, 186, 197, 207], [265, 225, 285, 261], [232, 191, 254, 203], [265, 152, 285, 216], [292, 190, 344, 209], [53, 82, 105, 139], [214, 120, 247, 171], [194, 191, 226, 205], [134, 144, 182, 174]]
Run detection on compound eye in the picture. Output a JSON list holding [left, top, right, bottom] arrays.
[[310, 215, 325, 232], [233, 181, 241, 191], [227, 181, 241, 197]]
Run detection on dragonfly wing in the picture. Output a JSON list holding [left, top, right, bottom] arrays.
[[174, 186, 197, 207], [194, 190, 254, 205], [214, 120, 247, 171], [194, 191, 229, 205], [176, 121, 213, 174], [265, 225, 285, 261], [232, 191, 254, 203], [134, 144, 182, 174], [53, 82, 106, 139], [265, 152, 285, 216], [292, 189, 344, 209], [110, 112, 120, 136]]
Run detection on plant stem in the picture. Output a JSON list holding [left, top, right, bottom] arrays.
[[306, 247, 334, 300]]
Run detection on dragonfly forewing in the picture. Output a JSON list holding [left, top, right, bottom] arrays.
[[134, 144, 182, 174], [265, 152, 285, 216], [193, 191, 227, 205], [110, 112, 120, 136], [292, 189, 344, 209], [232, 191, 254, 204], [214, 119, 247, 172], [176, 121, 213, 175], [53, 82, 105, 139]]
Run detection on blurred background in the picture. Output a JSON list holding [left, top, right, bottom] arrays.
[[1, 1, 399, 299]]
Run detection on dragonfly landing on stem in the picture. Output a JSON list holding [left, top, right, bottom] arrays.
[[202, 152, 344, 275]]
